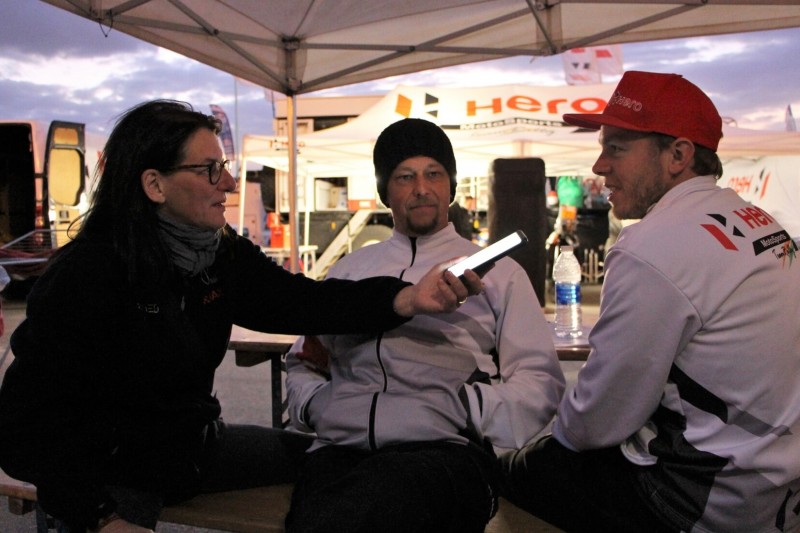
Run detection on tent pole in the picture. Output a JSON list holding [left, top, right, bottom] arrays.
[[238, 158, 247, 239], [287, 94, 300, 273], [234, 79, 247, 239]]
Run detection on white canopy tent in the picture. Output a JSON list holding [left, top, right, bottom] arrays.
[[41, 0, 800, 270], [242, 82, 800, 191]]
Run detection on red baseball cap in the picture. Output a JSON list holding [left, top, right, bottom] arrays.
[[563, 71, 723, 151]]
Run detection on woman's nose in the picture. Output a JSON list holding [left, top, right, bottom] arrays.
[[220, 167, 238, 192]]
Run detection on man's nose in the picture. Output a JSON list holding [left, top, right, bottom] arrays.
[[591, 157, 609, 176], [411, 174, 429, 194]]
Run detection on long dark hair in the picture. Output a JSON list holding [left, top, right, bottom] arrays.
[[76, 100, 221, 287]]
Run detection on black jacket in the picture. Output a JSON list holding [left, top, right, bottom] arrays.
[[0, 229, 408, 526]]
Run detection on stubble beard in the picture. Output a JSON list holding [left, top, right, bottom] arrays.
[[406, 206, 441, 237], [613, 158, 670, 220]]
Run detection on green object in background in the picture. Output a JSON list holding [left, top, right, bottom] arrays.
[[556, 176, 583, 207]]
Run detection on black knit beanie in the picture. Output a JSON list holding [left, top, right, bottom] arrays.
[[373, 118, 457, 207]]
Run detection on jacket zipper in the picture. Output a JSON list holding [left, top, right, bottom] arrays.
[[367, 237, 417, 451]]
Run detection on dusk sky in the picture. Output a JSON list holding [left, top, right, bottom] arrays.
[[2, 1, 799, 154]]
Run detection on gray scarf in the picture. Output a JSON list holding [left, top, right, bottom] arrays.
[[157, 212, 221, 277]]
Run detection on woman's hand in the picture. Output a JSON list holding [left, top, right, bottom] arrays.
[[392, 261, 484, 317]]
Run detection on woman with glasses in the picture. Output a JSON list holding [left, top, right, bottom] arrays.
[[0, 100, 482, 532]]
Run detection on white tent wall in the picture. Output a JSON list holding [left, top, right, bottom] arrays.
[[719, 156, 800, 241]]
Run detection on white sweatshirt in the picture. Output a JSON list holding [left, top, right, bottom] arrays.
[[287, 224, 565, 453], [554, 176, 800, 533]]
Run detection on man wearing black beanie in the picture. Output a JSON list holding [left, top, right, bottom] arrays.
[[284, 118, 564, 532], [373, 118, 458, 207]]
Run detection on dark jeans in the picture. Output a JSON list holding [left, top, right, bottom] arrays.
[[500, 434, 676, 533], [64, 421, 313, 531], [197, 421, 312, 492], [285, 441, 499, 533]]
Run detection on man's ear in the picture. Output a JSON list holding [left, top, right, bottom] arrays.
[[141, 169, 166, 204], [667, 138, 695, 176]]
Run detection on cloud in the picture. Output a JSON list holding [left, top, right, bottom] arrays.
[[0, 2, 274, 139], [0, 53, 138, 90], [0, 1, 144, 57]]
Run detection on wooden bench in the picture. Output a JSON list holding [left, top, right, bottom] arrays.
[[0, 468, 37, 517], [2, 469, 562, 532]]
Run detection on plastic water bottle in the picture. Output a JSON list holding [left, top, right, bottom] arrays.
[[553, 245, 582, 338]]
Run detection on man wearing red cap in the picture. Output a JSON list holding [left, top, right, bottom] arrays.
[[502, 71, 800, 532]]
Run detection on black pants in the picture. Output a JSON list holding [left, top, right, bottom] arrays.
[[137, 421, 311, 528], [285, 441, 499, 533], [500, 434, 677, 533], [55, 421, 313, 531]]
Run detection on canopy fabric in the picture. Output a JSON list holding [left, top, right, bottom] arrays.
[[242, 83, 800, 182], [41, 0, 800, 95]]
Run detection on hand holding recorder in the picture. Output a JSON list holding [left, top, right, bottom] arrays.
[[447, 230, 529, 279]]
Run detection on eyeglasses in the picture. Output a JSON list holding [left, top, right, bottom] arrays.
[[163, 159, 232, 185]]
